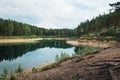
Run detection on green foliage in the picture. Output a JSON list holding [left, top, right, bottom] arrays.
[[55, 47, 101, 62], [0, 2, 119, 39], [76, 47, 100, 55], [3, 67, 8, 77], [38, 62, 59, 71], [32, 67, 37, 73], [15, 64, 23, 73], [76, 2, 120, 39], [9, 75, 16, 80], [55, 52, 70, 62], [55, 54, 59, 62], [0, 67, 8, 80], [9, 71, 16, 80], [0, 18, 75, 37], [0, 75, 6, 80], [0, 66, 19, 80]]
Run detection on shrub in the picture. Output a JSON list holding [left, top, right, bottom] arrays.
[[15, 64, 23, 73], [55, 52, 70, 62], [0, 67, 8, 80], [76, 47, 100, 55], [9, 71, 16, 80], [32, 67, 37, 73]]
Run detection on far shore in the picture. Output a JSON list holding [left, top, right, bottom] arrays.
[[0, 38, 43, 44], [0, 38, 68, 44], [0, 37, 118, 48]]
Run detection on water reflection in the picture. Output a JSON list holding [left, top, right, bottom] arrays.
[[0, 40, 73, 62], [0, 40, 75, 73]]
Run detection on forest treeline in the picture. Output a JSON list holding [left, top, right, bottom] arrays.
[[76, 1, 120, 38], [0, 19, 75, 37], [0, 1, 120, 38]]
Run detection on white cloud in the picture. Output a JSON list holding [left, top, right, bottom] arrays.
[[0, 0, 119, 29]]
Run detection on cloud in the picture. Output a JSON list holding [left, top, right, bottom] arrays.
[[0, 0, 119, 29]]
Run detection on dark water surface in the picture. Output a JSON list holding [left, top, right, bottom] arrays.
[[0, 40, 77, 73]]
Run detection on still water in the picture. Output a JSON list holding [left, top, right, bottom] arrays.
[[0, 40, 77, 73]]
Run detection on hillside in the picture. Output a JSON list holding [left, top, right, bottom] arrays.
[[16, 47, 120, 80], [76, 2, 120, 40], [0, 19, 74, 37]]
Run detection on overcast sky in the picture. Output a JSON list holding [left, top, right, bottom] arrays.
[[0, 0, 119, 29]]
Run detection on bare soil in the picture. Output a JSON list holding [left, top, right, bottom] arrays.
[[67, 40, 118, 48], [17, 47, 120, 80]]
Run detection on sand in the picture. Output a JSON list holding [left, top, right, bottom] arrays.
[[0, 38, 43, 44], [67, 40, 111, 48]]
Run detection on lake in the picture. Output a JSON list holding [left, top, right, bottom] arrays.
[[0, 40, 78, 73], [0, 40, 99, 73]]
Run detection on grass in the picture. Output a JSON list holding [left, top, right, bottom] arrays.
[[39, 62, 59, 71], [32, 62, 59, 73]]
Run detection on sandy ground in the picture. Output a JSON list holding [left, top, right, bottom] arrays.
[[67, 40, 116, 48], [0, 38, 43, 44], [0, 38, 115, 48], [0, 38, 68, 44]]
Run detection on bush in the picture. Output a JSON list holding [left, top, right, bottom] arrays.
[[15, 64, 23, 73], [0, 67, 8, 80], [32, 67, 37, 73], [9, 72, 16, 80], [55, 52, 70, 62], [76, 47, 100, 55]]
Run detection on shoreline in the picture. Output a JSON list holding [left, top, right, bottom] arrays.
[[19, 40, 114, 74], [66, 40, 118, 48], [0, 38, 43, 44], [0, 37, 118, 48], [0, 38, 68, 44]]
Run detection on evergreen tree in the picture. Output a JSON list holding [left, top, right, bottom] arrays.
[[15, 64, 23, 73]]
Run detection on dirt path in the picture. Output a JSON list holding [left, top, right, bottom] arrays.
[[17, 47, 120, 80]]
